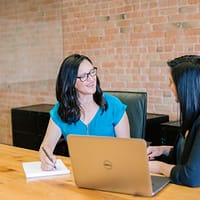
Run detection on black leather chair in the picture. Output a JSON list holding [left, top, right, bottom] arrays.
[[106, 91, 147, 138]]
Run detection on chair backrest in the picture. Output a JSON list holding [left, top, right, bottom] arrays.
[[105, 91, 147, 138]]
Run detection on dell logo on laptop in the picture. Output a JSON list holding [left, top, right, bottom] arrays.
[[103, 160, 112, 169]]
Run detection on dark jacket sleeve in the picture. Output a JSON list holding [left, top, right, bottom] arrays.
[[170, 119, 200, 187]]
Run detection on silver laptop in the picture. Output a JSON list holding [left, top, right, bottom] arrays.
[[67, 135, 170, 197]]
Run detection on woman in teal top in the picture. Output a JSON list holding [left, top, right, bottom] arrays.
[[39, 54, 130, 171], [50, 93, 126, 138]]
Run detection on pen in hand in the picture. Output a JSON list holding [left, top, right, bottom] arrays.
[[42, 146, 56, 169]]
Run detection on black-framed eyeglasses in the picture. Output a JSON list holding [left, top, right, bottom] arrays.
[[77, 67, 97, 82]]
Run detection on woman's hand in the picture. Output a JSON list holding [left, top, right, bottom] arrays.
[[39, 146, 57, 171], [149, 160, 175, 177], [149, 160, 162, 174], [147, 145, 173, 160]]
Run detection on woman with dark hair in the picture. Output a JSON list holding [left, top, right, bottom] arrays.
[[147, 55, 200, 187], [39, 54, 130, 170]]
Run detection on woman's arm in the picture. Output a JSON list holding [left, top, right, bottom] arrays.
[[114, 112, 130, 138], [39, 118, 62, 170]]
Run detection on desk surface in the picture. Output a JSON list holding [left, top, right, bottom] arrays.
[[0, 144, 199, 200]]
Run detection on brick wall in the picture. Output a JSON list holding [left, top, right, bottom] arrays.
[[0, 0, 62, 144], [62, 0, 200, 120], [61, 0, 200, 120], [0, 80, 56, 144], [1, 0, 200, 144]]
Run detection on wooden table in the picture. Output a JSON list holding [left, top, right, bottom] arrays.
[[0, 144, 200, 200]]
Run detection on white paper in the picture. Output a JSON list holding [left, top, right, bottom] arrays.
[[22, 159, 70, 179]]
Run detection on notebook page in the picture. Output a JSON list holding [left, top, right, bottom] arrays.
[[22, 159, 70, 179]]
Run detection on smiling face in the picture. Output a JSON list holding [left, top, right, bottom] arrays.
[[75, 59, 97, 96]]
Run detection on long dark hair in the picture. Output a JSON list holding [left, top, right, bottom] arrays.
[[56, 54, 107, 124], [167, 55, 200, 133]]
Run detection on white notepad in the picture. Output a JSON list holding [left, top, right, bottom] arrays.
[[22, 159, 70, 179]]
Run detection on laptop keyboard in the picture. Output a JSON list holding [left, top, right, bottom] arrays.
[[151, 175, 170, 193]]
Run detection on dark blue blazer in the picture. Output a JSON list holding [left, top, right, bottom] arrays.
[[170, 115, 200, 187]]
